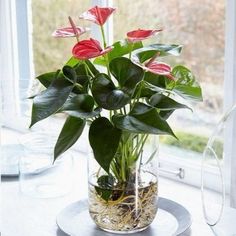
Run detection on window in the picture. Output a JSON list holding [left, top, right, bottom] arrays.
[[1, 0, 236, 198], [112, 0, 227, 188]]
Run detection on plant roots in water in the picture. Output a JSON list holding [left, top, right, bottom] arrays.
[[89, 174, 158, 233]]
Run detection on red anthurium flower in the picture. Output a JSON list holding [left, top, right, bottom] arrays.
[[52, 26, 88, 38], [145, 61, 175, 80], [127, 29, 163, 42], [79, 6, 116, 26], [72, 38, 113, 60]]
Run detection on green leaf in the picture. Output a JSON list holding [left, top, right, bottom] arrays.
[[63, 65, 77, 83], [132, 44, 183, 63], [109, 57, 144, 96], [65, 56, 99, 76], [135, 81, 172, 99], [65, 56, 80, 67], [30, 71, 74, 127], [159, 110, 175, 120], [172, 65, 203, 102], [113, 102, 176, 137], [60, 94, 101, 118], [54, 116, 85, 160], [149, 93, 191, 111], [92, 73, 130, 110], [85, 59, 100, 76], [89, 117, 122, 173], [94, 39, 143, 66], [144, 72, 170, 88], [95, 175, 115, 201], [36, 72, 56, 88]]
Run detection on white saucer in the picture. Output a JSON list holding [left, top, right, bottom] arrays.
[[57, 197, 192, 236]]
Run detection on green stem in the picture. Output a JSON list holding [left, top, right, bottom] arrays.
[[128, 43, 134, 59], [100, 26, 111, 77]]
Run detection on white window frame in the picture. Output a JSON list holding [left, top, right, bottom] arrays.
[[3, 0, 236, 199]]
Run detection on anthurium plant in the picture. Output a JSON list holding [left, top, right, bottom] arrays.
[[30, 6, 202, 184]]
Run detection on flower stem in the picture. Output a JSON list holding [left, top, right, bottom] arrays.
[[68, 16, 79, 43], [129, 43, 134, 59], [100, 25, 107, 48], [145, 52, 160, 67]]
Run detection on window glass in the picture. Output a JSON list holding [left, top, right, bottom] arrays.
[[113, 0, 225, 164], [31, 0, 91, 75]]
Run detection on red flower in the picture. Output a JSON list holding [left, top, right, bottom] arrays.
[[72, 38, 113, 60], [52, 26, 88, 38], [127, 29, 163, 42], [79, 6, 116, 26]]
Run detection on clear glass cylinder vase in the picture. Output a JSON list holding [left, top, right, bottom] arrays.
[[201, 104, 236, 234], [88, 134, 159, 234]]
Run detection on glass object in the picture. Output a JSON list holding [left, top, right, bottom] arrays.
[[201, 104, 236, 234], [114, 0, 225, 164], [19, 131, 73, 198], [88, 135, 159, 234]]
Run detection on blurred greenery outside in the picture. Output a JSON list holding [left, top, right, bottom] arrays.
[[160, 132, 223, 158], [31, 0, 225, 157]]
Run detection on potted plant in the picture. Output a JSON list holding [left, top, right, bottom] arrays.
[[30, 5, 202, 234]]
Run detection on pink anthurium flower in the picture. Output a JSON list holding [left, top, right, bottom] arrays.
[[79, 6, 116, 26], [72, 38, 113, 60], [52, 26, 88, 38], [145, 61, 175, 80], [127, 29, 163, 42]]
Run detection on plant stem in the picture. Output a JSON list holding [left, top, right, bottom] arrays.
[[145, 52, 160, 67], [128, 43, 134, 59], [68, 16, 79, 43]]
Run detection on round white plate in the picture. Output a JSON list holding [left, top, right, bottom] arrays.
[[57, 197, 192, 236]]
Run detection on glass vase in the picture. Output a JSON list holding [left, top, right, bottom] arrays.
[[201, 104, 236, 234], [19, 131, 73, 198], [88, 134, 159, 234]]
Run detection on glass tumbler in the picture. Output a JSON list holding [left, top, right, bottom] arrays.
[[19, 131, 73, 198]]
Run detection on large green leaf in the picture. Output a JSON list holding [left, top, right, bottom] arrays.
[[109, 57, 144, 96], [92, 73, 130, 110], [94, 40, 143, 66], [149, 93, 190, 111], [30, 71, 74, 127], [172, 65, 203, 102], [113, 102, 176, 137], [89, 117, 122, 173], [54, 116, 85, 160], [144, 72, 171, 88], [132, 44, 183, 63], [36, 72, 57, 88], [60, 94, 101, 118]]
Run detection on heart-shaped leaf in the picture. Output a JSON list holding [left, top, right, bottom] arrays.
[[149, 93, 191, 111], [30, 71, 74, 127], [172, 65, 203, 102], [94, 39, 143, 66], [60, 94, 101, 118], [89, 117, 122, 173], [54, 116, 85, 160], [109, 57, 144, 96], [92, 73, 130, 110], [36, 72, 56, 88], [132, 44, 183, 63], [113, 102, 176, 137]]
